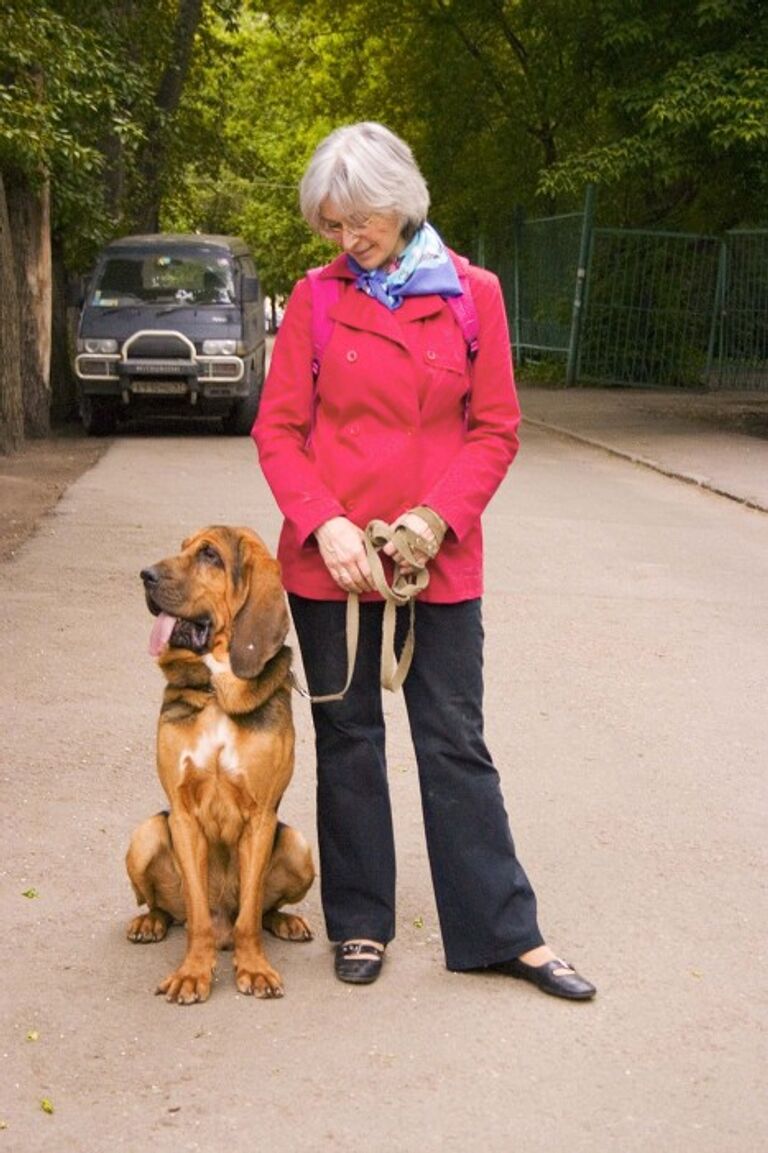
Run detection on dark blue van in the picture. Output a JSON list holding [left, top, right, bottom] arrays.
[[74, 233, 265, 434]]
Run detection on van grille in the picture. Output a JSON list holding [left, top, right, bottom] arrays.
[[127, 334, 192, 359]]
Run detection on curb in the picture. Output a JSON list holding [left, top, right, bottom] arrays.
[[522, 417, 768, 515]]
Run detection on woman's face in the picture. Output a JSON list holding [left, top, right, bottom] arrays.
[[319, 199, 407, 270]]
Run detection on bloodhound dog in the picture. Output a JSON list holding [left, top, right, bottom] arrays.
[[125, 525, 314, 1004]]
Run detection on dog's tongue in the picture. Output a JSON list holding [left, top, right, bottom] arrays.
[[148, 611, 177, 657]]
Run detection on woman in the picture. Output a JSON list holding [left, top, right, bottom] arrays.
[[253, 122, 595, 1000]]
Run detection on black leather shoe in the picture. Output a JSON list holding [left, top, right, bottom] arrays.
[[491, 956, 596, 1000], [334, 941, 385, 985]]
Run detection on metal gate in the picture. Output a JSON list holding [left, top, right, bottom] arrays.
[[715, 230, 768, 389], [508, 189, 768, 391]]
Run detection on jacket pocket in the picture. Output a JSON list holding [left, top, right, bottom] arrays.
[[423, 346, 465, 374]]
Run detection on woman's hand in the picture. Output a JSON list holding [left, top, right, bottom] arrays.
[[382, 511, 438, 574], [315, 517, 375, 592]]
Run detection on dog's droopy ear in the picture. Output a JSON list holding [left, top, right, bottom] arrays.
[[230, 544, 289, 680]]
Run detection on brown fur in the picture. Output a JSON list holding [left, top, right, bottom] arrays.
[[126, 526, 314, 1004]]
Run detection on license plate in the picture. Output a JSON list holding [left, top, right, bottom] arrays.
[[131, 380, 188, 395]]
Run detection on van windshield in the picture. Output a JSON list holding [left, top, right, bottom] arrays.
[[90, 250, 236, 307]]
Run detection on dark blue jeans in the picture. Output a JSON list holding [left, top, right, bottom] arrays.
[[289, 595, 544, 970]]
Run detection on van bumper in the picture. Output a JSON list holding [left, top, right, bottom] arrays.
[[75, 354, 250, 402]]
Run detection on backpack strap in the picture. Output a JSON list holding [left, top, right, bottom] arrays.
[[447, 270, 480, 361], [307, 267, 340, 380]]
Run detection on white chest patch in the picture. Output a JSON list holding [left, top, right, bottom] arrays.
[[203, 652, 231, 676], [180, 716, 241, 778]]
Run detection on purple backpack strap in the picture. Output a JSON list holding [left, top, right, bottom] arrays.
[[447, 271, 480, 361], [307, 267, 340, 380]]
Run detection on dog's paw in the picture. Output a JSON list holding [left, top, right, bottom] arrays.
[[156, 962, 215, 1005], [262, 909, 314, 942], [127, 909, 172, 943], [234, 957, 285, 999]]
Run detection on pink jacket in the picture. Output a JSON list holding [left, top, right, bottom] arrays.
[[253, 251, 521, 602]]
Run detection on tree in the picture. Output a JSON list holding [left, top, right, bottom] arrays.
[[538, 0, 768, 230], [163, 0, 609, 287], [4, 0, 768, 446], [0, 1, 239, 447], [0, 173, 23, 451], [0, 1, 150, 442]]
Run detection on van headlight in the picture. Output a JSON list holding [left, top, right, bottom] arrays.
[[202, 339, 237, 356], [80, 338, 118, 354]]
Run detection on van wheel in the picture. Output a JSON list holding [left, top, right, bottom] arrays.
[[80, 397, 118, 436], [223, 387, 261, 436]]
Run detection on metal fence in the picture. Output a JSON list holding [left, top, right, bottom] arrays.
[[716, 230, 768, 389], [504, 188, 768, 390], [511, 210, 583, 359]]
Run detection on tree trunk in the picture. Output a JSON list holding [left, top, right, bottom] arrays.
[[51, 236, 79, 425], [5, 168, 52, 437], [128, 0, 204, 232], [0, 171, 24, 454]]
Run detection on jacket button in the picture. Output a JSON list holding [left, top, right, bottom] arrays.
[[426, 349, 437, 361], [346, 349, 358, 362]]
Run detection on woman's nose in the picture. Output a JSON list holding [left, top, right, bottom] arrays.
[[339, 226, 362, 251]]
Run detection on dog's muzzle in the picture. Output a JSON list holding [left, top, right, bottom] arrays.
[[141, 567, 212, 657]]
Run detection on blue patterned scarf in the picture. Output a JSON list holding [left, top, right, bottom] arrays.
[[347, 222, 461, 310]]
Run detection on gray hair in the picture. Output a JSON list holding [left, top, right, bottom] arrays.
[[299, 122, 430, 238]]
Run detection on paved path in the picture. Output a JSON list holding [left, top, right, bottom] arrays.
[[1, 412, 766, 1152], [520, 385, 768, 511]]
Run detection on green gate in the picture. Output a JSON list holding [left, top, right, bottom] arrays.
[[579, 228, 721, 387], [715, 230, 768, 389], [508, 190, 768, 391], [511, 209, 586, 363]]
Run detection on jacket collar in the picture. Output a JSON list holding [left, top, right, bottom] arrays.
[[318, 249, 467, 345], [317, 247, 469, 281]]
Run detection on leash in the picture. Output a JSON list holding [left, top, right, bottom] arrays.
[[291, 508, 444, 703]]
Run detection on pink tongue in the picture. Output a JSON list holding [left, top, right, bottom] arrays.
[[149, 611, 177, 657]]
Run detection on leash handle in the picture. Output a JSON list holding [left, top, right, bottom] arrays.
[[291, 515, 440, 703], [363, 522, 428, 691]]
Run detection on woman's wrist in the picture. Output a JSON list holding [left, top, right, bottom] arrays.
[[315, 516, 349, 546]]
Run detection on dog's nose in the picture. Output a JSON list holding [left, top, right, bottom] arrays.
[[140, 566, 160, 587]]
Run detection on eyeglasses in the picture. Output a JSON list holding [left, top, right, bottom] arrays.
[[319, 213, 376, 240]]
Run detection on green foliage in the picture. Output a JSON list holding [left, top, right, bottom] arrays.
[[539, 0, 768, 229], [162, 0, 605, 288], [0, 1, 158, 263], [0, 2, 118, 176], [4, 0, 768, 288], [161, 4, 391, 292]]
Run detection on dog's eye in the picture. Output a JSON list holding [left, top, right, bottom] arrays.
[[198, 544, 223, 567]]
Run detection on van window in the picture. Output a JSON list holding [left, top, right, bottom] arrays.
[[90, 251, 236, 307]]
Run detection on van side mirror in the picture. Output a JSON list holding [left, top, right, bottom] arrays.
[[242, 276, 260, 303]]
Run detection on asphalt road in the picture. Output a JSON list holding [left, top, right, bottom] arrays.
[[1, 423, 766, 1153]]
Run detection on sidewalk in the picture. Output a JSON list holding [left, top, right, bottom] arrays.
[[519, 385, 768, 513]]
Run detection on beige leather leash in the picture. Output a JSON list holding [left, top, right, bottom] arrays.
[[291, 508, 445, 703], [290, 591, 360, 704]]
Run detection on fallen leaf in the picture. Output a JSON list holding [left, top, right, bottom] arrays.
[[26, 1031, 39, 1042], [413, 916, 424, 929], [40, 1099, 54, 1115], [22, 889, 39, 899]]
